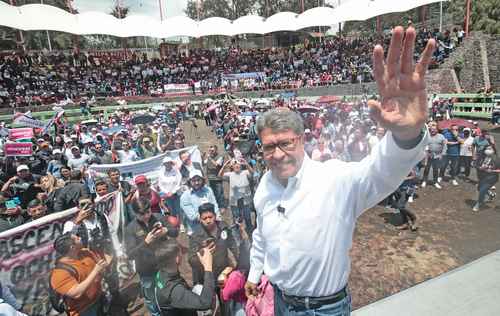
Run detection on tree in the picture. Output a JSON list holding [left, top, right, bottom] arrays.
[[185, 0, 257, 20], [256, 0, 325, 17], [110, 4, 130, 19], [449, 0, 500, 35]]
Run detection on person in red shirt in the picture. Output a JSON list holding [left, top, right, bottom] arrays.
[[131, 175, 162, 213]]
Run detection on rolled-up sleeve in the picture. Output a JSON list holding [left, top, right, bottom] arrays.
[[348, 130, 428, 218]]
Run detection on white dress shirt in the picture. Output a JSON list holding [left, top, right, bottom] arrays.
[[158, 166, 182, 194], [248, 131, 427, 297]]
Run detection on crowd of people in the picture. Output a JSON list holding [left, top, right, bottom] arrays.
[[0, 23, 487, 316], [0, 27, 458, 109], [0, 90, 497, 315]]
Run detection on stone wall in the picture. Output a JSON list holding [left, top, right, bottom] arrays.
[[486, 35, 500, 92], [425, 32, 499, 93]]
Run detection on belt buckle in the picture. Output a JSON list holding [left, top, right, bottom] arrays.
[[304, 297, 310, 309]]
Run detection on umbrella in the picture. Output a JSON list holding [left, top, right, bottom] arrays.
[[297, 105, 320, 113], [102, 125, 125, 135], [235, 100, 248, 107], [316, 95, 340, 104], [131, 115, 156, 125], [241, 111, 257, 117], [438, 119, 475, 130], [152, 104, 166, 111]]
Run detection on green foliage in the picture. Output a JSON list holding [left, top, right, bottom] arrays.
[[185, 0, 258, 20], [255, 0, 328, 17], [449, 0, 500, 35]]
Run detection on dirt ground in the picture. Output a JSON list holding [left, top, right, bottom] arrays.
[[130, 120, 500, 315]]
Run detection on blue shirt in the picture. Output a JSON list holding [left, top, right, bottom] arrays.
[[443, 130, 460, 156], [180, 186, 221, 235]]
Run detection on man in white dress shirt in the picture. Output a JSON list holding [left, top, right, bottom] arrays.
[[245, 26, 436, 315]]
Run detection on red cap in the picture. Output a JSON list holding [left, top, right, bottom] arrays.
[[134, 175, 148, 185]]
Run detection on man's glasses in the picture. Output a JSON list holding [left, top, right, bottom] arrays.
[[262, 136, 301, 156]]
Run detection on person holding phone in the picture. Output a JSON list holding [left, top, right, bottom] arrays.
[[125, 197, 179, 316], [219, 158, 255, 236], [153, 242, 215, 316], [0, 194, 25, 233], [188, 203, 239, 288], [50, 233, 111, 316]]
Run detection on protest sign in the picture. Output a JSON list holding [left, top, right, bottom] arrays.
[[8, 128, 33, 142], [0, 192, 134, 316], [13, 112, 47, 129], [4, 142, 33, 156], [88, 145, 202, 182]]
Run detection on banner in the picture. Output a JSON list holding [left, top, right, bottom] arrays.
[[42, 110, 65, 134], [88, 146, 202, 182], [0, 208, 77, 315], [4, 142, 33, 156], [13, 112, 48, 129], [222, 72, 265, 80], [8, 128, 33, 142], [0, 192, 134, 316]]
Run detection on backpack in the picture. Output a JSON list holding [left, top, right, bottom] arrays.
[[153, 271, 186, 311], [48, 261, 79, 314]]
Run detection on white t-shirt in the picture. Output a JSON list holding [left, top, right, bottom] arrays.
[[460, 136, 474, 156], [67, 154, 90, 170], [224, 170, 252, 206], [117, 150, 138, 163]]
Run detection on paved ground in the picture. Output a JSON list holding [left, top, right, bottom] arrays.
[[353, 250, 500, 316], [130, 120, 500, 315]]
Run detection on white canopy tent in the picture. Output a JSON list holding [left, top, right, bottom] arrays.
[[0, 0, 447, 39]]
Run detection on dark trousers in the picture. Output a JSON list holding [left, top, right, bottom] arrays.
[[440, 155, 460, 180], [459, 156, 472, 177], [208, 179, 225, 208], [423, 157, 442, 182], [393, 190, 416, 225], [477, 176, 498, 206]]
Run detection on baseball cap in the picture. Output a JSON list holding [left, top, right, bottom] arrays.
[[189, 169, 203, 180], [70, 146, 80, 151], [17, 165, 29, 172], [304, 129, 311, 133], [134, 175, 148, 185], [52, 149, 62, 154]]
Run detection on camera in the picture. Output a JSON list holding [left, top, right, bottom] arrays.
[[88, 227, 112, 254]]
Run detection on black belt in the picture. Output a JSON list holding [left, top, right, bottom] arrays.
[[280, 285, 348, 309]]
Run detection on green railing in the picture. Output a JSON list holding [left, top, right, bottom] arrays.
[[438, 93, 499, 119], [1, 93, 497, 125]]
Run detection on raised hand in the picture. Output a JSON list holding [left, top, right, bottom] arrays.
[[369, 26, 436, 141]]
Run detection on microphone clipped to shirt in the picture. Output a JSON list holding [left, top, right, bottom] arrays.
[[277, 205, 286, 215]]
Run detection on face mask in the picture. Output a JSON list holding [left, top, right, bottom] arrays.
[[485, 149, 494, 156]]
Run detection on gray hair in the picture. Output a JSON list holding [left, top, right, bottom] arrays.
[[256, 109, 304, 137]]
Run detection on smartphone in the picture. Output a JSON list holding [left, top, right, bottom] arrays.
[[5, 199, 18, 209], [201, 237, 216, 248]]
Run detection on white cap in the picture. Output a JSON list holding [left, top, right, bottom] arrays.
[[162, 156, 174, 164], [70, 146, 80, 151], [304, 128, 311, 133], [52, 149, 62, 154], [17, 165, 29, 172], [189, 169, 203, 180]]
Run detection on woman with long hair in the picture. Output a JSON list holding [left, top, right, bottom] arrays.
[[38, 174, 65, 212]]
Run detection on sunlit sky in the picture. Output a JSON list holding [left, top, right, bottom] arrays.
[[73, 0, 189, 19], [72, 0, 346, 19]]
